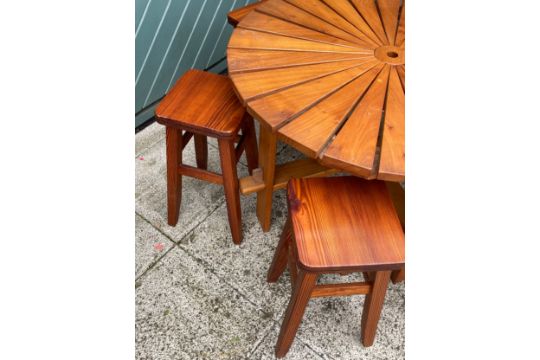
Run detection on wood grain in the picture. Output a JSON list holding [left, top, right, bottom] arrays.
[[288, 177, 404, 272], [238, 10, 361, 48], [156, 70, 245, 138], [240, 157, 338, 195], [178, 164, 223, 185], [378, 66, 405, 182], [311, 282, 372, 297], [395, 1, 405, 46], [227, 48, 373, 74], [267, 217, 292, 282], [228, 28, 372, 54], [275, 269, 318, 358], [361, 270, 391, 346], [240, 114, 259, 174], [255, 123, 278, 232], [256, 0, 375, 48], [322, 0, 386, 45], [165, 127, 182, 226], [272, 158, 337, 190], [230, 59, 370, 101], [396, 65, 405, 90], [377, 0, 401, 46], [219, 138, 243, 244], [285, 0, 380, 47], [279, 63, 384, 157], [227, 0, 268, 27], [320, 65, 390, 178], [194, 134, 208, 170], [247, 60, 379, 129], [351, 0, 391, 45]]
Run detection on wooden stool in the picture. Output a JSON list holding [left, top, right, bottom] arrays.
[[155, 69, 258, 244], [267, 177, 405, 358]]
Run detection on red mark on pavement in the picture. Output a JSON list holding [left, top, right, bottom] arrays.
[[153, 242, 165, 252]]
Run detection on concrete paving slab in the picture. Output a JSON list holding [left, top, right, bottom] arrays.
[[135, 214, 175, 278], [247, 323, 326, 360], [136, 245, 275, 360], [176, 189, 293, 322], [136, 122, 165, 157], [291, 282, 405, 360]]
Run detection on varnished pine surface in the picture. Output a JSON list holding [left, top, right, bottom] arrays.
[[288, 176, 404, 271], [156, 70, 245, 138], [227, 0, 405, 181], [227, 0, 268, 27]]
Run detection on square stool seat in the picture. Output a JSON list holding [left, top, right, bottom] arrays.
[[288, 176, 405, 272], [156, 69, 245, 138]]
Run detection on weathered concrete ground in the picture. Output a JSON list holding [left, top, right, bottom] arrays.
[[135, 122, 405, 359]]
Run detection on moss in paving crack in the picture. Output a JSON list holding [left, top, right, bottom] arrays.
[[135, 281, 142, 289]]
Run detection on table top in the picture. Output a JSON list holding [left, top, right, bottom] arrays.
[[227, 0, 405, 182]]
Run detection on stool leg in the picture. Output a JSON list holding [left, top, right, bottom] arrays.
[[256, 123, 277, 232], [361, 270, 391, 346], [194, 134, 208, 170], [287, 245, 298, 287], [241, 114, 259, 174], [275, 269, 317, 358], [267, 217, 292, 282], [391, 267, 405, 284], [166, 127, 182, 226], [218, 137, 243, 244]]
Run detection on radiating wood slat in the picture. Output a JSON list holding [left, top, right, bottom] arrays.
[[227, 0, 269, 26], [351, 0, 390, 45], [279, 64, 384, 157], [227, 48, 374, 73], [322, 0, 386, 45], [378, 66, 405, 181], [377, 0, 401, 46], [230, 59, 369, 101], [395, 2, 405, 46], [238, 10, 361, 48], [396, 65, 405, 90], [285, 0, 381, 47], [255, 0, 375, 48], [228, 28, 372, 53], [247, 60, 379, 129], [319, 65, 390, 177]]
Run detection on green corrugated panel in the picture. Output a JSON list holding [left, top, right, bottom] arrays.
[[135, 0, 257, 127]]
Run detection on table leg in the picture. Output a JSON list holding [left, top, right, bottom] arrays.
[[256, 123, 277, 232]]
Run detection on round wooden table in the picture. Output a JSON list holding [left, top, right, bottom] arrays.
[[227, 0, 405, 230]]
